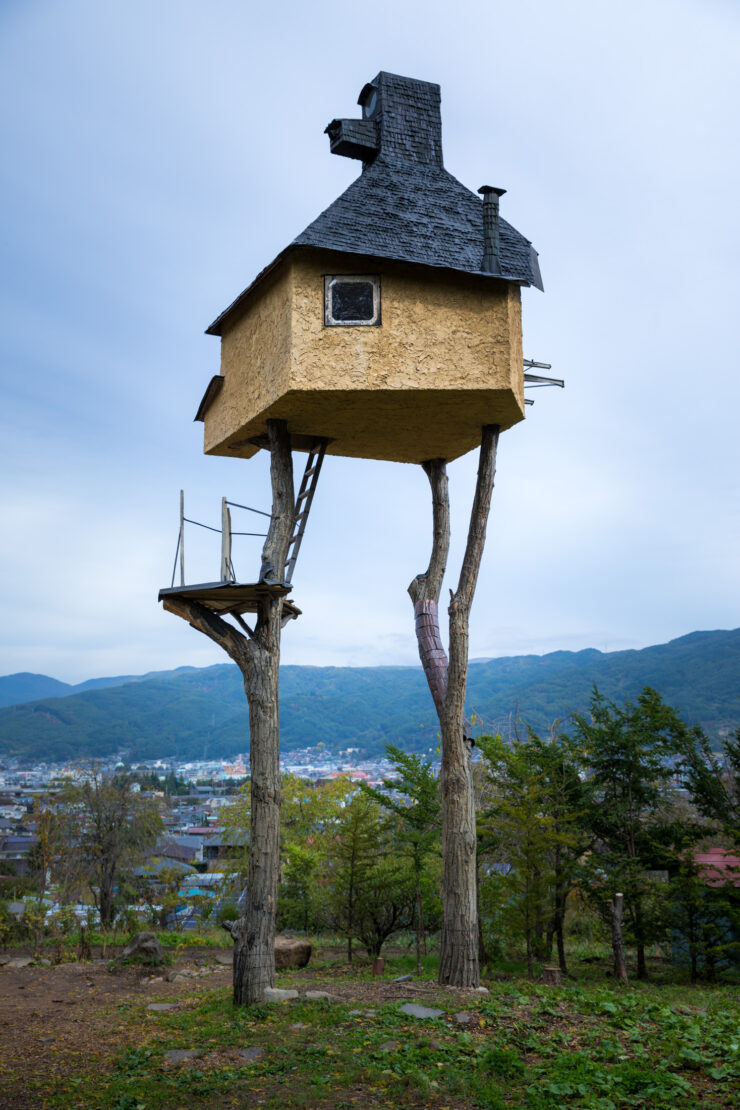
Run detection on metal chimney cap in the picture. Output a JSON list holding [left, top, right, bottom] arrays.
[[478, 186, 507, 198]]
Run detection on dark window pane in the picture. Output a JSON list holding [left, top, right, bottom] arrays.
[[332, 281, 374, 322]]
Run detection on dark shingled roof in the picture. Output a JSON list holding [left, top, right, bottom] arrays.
[[206, 71, 542, 336], [292, 158, 541, 288]]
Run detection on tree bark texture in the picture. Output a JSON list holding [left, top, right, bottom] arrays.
[[162, 419, 294, 1005], [609, 892, 628, 983], [409, 427, 500, 987]]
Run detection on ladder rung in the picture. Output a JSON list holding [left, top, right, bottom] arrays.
[[283, 440, 327, 585]]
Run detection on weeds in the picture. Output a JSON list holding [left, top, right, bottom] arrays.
[[27, 961, 740, 1109]]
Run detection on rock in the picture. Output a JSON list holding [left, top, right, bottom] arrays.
[[36, 958, 51, 967], [379, 1040, 398, 1051], [274, 936, 312, 970], [400, 1003, 443, 1019], [214, 952, 232, 965], [263, 987, 299, 1003], [454, 1012, 472, 1024], [164, 1049, 203, 1065], [168, 973, 188, 984], [147, 1002, 177, 1012], [238, 1047, 264, 1063], [0, 955, 9, 966], [472, 986, 489, 994], [304, 990, 336, 1002], [8, 957, 33, 969], [290, 1022, 307, 1030], [120, 932, 165, 966]]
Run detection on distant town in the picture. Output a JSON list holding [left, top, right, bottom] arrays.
[[0, 747, 433, 896]]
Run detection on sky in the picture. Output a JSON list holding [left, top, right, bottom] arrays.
[[0, 0, 738, 683]]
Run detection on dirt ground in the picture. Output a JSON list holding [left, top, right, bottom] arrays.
[[0, 948, 454, 1109], [0, 949, 234, 1109]]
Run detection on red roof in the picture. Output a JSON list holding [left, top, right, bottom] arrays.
[[694, 849, 740, 887]]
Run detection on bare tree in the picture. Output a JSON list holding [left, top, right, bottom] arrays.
[[409, 424, 499, 986], [57, 771, 162, 930], [162, 418, 294, 1004]]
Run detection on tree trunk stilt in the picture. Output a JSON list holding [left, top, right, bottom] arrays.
[[163, 419, 294, 1006], [409, 427, 500, 989]]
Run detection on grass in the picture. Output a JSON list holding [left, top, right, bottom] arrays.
[[29, 947, 740, 1109], [39, 927, 232, 955]]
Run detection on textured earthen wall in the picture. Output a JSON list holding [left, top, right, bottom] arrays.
[[290, 251, 522, 400], [203, 249, 525, 463], [204, 265, 293, 454]]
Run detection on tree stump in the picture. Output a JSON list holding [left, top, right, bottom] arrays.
[[541, 965, 562, 986]]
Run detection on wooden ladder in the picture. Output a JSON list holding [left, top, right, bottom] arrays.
[[283, 439, 328, 585]]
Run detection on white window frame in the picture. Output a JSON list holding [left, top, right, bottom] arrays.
[[324, 274, 381, 327]]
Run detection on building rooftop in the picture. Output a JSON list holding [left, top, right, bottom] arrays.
[[206, 71, 541, 337]]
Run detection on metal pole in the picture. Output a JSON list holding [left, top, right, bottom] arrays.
[[179, 490, 185, 587], [221, 497, 232, 582]]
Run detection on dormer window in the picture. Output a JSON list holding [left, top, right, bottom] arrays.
[[324, 275, 381, 327], [358, 82, 379, 119]]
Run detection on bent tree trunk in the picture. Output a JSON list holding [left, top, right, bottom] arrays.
[[163, 419, 294, 1005], [409, 426, 500, 987]]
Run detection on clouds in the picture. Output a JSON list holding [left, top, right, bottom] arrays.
[[0, 0, 738, 682]]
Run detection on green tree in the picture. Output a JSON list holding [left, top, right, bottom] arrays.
[[360, 745, 441, 974], [277, 775, 353, 934], [669, 847, 740, 982], [478, 733, 584, 979], [353, 854, 415, 957], [325, 789, 389, 962], [571, 687, 693, 979], [223, 774, 354, 934], [680, 728, 740, 843]]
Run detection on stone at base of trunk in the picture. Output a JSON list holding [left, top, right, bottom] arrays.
[[274, 936, 312, 969]]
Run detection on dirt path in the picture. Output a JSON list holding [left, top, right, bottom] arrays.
[[0, 953, 232, 1109]]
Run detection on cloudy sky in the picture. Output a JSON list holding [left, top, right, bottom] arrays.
[[0, 0, 738, 683]]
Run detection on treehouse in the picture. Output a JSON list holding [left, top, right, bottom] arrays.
[[195, 71, 543, 465]]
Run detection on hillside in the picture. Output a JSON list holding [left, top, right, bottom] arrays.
[[0, 667, 200, 710], [0, 629, 738, 764]]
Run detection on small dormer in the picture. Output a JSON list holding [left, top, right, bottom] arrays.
[[196, 71, 543, 465]]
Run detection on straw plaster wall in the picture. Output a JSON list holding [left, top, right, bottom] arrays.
[[203, 249, 525, 463]]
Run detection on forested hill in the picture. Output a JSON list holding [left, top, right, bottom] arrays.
[[0, 666, 198, 709], [0, 629, 738, 764]]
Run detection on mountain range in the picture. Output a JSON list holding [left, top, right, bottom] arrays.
[[0, 629, 738, 764]]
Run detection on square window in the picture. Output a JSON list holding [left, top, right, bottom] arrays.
[[324, 275, 381, 326]]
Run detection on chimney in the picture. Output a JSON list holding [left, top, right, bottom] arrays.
[[326, 72, 443, 168], [478, 186, 506, 275]]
